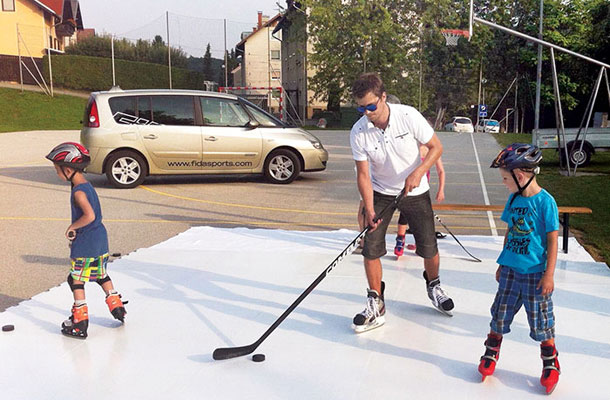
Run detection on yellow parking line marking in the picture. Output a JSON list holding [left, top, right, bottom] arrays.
[[0, 161, 47, 168], [139, 185, 354, 216]]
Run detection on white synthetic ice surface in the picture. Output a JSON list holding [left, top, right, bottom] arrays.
[[1, 227, 609, 399]]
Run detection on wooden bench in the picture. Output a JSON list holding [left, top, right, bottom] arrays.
[[432, 204, 593, 253]]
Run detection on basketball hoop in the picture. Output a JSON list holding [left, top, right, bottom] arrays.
[[441, 29, 470, 46]]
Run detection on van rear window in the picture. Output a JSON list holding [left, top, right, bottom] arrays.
[[109, 97, 137, 124]]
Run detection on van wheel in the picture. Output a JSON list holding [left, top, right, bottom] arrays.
[[105, 151, 147, 188], [264, 149, 301, 184]]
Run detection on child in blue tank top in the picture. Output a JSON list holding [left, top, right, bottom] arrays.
[[46, 142, 127, 339], [478, 143, 561, 394]]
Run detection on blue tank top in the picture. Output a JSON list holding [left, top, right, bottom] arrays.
[[70, 182, 109, 258]]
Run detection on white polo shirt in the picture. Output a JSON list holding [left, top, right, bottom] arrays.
[[350, 103, 434, 196]]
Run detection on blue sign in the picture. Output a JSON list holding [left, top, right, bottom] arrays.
[[479, 104, 488, 118]]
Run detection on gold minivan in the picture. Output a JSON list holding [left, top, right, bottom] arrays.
[[80, 88, 328, 188]]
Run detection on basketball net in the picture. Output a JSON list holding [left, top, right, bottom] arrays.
[[441, 29, 470, 46]]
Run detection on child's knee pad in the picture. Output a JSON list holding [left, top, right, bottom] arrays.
[[96, 275, 112, 287], [67, 274, 84, 292]]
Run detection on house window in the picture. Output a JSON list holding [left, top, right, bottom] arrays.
[[270, 50, 280, 60], [2, 0, 15, 11]]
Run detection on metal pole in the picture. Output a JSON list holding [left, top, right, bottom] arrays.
[[473, 16, 610, 69], [268, 21, 271, 111], [17, 24, 23, 92], [604, 69, 610, 103], [534, 0, 543, 136], [573, 67, 604, 175], [224, 19, 228, 87], [167, 11, 172, 89], [476, 60, 482, 131], [111, 35, 116, 87], [47, 28, 53, 97], [490, 76, 517, 120], [550, 48, 569, 175], [514, 74, 518, 133], [418, 34, 423, 110]]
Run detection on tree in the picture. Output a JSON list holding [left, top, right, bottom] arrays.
[[203, 43, 213, 81], [153, 35, 164, 46], [300, 0, 420, 109]]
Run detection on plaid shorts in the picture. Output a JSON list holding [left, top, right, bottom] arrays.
[[490, 265, 555, 341], [70, 253, 109, 282]]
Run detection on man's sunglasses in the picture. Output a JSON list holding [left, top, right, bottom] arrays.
[[356, 97, 381, 113]]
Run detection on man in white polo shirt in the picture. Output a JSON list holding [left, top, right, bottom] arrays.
[[350, 73, 454, 333]]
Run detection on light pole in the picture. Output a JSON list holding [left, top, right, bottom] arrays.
[[534, 0, 544, 137]]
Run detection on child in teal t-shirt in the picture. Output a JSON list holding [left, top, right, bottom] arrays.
[[478, 143, 561, 395]]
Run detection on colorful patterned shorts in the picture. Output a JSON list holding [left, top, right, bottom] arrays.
[[490, 265, 555, 341], [70, 253, 109, 282]]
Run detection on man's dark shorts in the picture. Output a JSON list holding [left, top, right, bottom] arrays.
[[363, 191, 438, 260]]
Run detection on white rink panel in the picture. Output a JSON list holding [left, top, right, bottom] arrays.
[[1, 227, 609, 399]]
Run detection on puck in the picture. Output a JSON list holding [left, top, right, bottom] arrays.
[[2, 324, 15, 332], [252, 354, 265, 362], [111, 253, 121, 257]]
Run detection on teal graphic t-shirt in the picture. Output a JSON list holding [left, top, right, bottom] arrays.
[[496, 189, 559, 274]]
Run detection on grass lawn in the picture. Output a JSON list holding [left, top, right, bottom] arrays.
[[0, 87, 86, 133], [492, 133, 610, 266]]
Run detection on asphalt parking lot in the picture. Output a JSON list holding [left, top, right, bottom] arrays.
[[0, 129, 506, 311]]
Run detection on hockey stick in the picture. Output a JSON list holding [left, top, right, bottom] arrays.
[[434, 213, 482, 262], [213, 190, 405, 360]]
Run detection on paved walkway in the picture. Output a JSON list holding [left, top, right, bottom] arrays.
[[0, 81, 90, 98]]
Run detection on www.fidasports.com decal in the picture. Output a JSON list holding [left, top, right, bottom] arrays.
[[167, 160, 253, 168]]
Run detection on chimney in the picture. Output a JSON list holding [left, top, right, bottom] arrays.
[[257, 11, 263, 29]]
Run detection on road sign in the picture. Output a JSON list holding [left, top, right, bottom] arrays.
[[479, 104, 488, 118]]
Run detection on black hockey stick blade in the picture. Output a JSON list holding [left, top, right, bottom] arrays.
[[212, 190, 404, 361], [213, 344, 258, 360], [434, 214, 482, 262]]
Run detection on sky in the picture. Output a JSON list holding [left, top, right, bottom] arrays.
[[77, 0, 285, 57]]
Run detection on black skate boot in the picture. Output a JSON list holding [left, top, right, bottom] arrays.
[[352, 281, 386, 333], [105, 291, 127, 322], [424, 271, 454, 316], [61, 303, 89, 339]]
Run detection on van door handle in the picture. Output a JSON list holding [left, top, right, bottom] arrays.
[[205, 136, 218, 141], [143, 134, 158, 139]]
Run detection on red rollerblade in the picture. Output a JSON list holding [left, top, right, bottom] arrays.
[[394, 235, 405, 258], [540, 344, 561, 394], [478, 333, 502, 381]]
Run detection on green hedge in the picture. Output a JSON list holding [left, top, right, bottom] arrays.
[[42, 54, 204, 92]]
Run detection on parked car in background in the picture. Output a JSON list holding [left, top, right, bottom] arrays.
[[80, 89, 328, 188], [444, 116, 474, 133], [477, 119, 500, 133]]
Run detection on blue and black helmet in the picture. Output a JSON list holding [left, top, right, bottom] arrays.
[[490, 143, 542, 171]]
